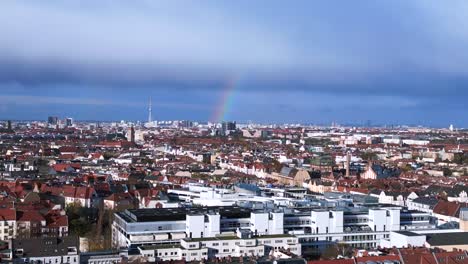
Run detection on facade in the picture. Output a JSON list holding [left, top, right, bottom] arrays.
[[139, 231, 300, 262], [112, 205, 436, 259], [268, 168, 316, 186], [0, 209, 68, 240], [79, 251, 123, 264], [10, 237, 79, 264]]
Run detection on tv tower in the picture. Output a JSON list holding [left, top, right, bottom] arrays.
[[148, 97, 152, 123]]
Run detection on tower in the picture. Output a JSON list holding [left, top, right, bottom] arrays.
[[148, 97, 152, 123], [127, 126, 135, 143], [345, 151, 351, 177], [65, 118, 73, 127]]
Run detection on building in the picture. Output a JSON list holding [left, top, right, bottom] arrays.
[[222, 121, 237, 135], [79, 251, 123, 264], [10, 236, 79, 264], [126, 126, 135, 143], [425, 232, 468, 251], [139, 230, 300, 262], [361, 163, 400, 180], [268, 168, 319, 186], [0, 209, 68, 240], [48, 116, 59, 125], [112, 205, 435, 257], [65, 118, 73, 127]]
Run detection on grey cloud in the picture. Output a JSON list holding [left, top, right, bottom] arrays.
[[1, 0, 468, 100]]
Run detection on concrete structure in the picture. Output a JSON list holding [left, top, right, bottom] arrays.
[[112, 205, 437, 256], [10, 237, 79, 264]]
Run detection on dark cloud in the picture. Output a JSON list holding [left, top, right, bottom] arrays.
[[0, 1, 467, 125]]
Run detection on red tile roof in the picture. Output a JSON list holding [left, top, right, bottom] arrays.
[[0, 208, 16, 221]]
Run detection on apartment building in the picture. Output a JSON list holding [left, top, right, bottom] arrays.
[[0, 209, 68, 240], [139, 230, 300, 262], [10, 237, 79, 264]]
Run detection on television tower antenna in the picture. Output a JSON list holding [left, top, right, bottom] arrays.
[[148, 97, 152, 123]]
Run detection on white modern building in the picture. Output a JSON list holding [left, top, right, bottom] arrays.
[[112, 205, 439, 259]]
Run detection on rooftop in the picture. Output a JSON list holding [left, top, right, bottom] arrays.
[[426, 232, 468, 246], [118, 206, 252, 222]]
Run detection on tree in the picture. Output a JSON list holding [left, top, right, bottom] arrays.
[[321, 245, 339, 260], [361, 152, 378, 161], [454, 153, 468, 165], [442, 167, 453, 177], [69, 219, 91, 237], [401, 164, 413, 173], [336, 241, 353, 258]]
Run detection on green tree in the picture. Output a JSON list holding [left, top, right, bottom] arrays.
[[401, 164, 413, 173], [70, 219, 91, 237], [321, 245, 339, 260], [442, 167, 453, 177], [361, 152, 378, 161]]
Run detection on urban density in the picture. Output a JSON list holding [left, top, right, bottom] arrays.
[[2, 1, 468, 264], [0, 114, 467, 263]]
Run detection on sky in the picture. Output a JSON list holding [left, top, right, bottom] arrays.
[[1, 1, 468, 127]]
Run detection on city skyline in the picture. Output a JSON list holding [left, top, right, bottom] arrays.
[[1, 1, 468, 126]]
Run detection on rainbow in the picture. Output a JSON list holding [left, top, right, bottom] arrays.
[[211, 77, 237, 123]]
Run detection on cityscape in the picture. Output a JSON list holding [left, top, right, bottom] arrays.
[[1, 1, 468, 264]]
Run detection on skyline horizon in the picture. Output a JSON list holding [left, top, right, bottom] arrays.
[[1, 116, 463, 129]]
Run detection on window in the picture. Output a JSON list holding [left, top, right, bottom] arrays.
[[223, 249, 229, 253], [274, 240, 283, 243], [222, 242, 229, 246], [212, 243, 219, 246], [191, 253, 197, 256]]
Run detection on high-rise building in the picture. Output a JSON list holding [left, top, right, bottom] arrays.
[[127, 126, 135, 143], [221, 121, 237, 136], [65, 118, 73, 127], [48, 116, 59, 125], [7, 120, 12, 130], [179, 120, 193, 128], [222, 121, 236, 131]]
